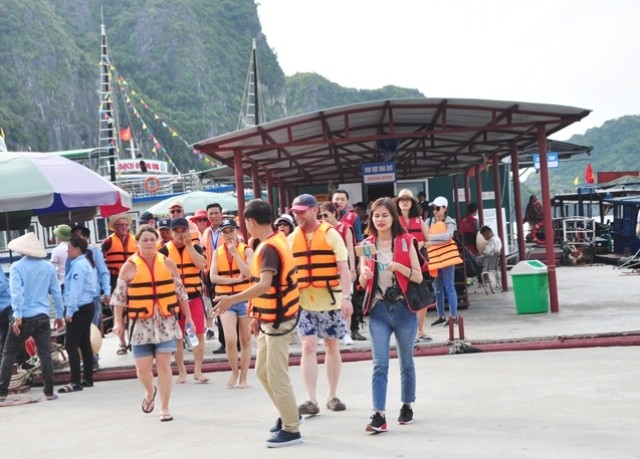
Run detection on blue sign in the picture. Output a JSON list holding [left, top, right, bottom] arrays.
[[362, 161, 396, 184], [533, 152, 559, 169]]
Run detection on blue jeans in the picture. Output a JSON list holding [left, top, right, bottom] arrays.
[[0, 314, 55, 397], [368, 299, 417, 412], [434, 265, 458, 317]]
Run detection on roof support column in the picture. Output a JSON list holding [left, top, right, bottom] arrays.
[[510, 143, 526, 260], [453, 175, 462, 221], [475, 165, 484, 227], [537, 125, 559, 313], [464, 171, 471, 203], [251, 160, 260, 199], [233, 149, 247, 239], [492, 153, 508, 291], [265, 170, 274, 209], [277, 180, 285, 215]]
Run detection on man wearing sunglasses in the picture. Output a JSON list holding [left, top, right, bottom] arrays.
[[289, 194, 353, 416]]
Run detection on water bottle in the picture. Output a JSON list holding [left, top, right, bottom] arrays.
[[185, 323, 199, 347]]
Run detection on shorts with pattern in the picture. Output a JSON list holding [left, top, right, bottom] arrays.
[[297, 309, 347, 340]]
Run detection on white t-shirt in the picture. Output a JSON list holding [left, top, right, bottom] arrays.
[[50, 241, 69, 286]]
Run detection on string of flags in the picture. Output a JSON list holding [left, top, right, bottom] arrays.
[[99, 60, 219, 171]]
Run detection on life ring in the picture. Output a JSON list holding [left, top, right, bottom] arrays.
[[531, 222, 554, 246], [144, 176, 160, 193]]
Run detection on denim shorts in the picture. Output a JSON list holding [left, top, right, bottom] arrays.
[[225, 301, 248, 318], [131, 339, 177, 358], [297, 309, 347, 340]]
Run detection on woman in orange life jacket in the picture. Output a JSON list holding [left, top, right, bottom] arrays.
[[273, 213, 295, 237], [425, 196, 463, 327], [111, 225, 194, 422], [359, 197, 423, 433], [318, 201, 363, 344], [394, 189, 431, 343], [209, 217, 254, 388]]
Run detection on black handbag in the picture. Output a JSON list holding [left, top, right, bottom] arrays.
[[405, 278, 435, 311]]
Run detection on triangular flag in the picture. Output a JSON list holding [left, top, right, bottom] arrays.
[[573, 176, 579, 186], [585, 163, 595, 184]]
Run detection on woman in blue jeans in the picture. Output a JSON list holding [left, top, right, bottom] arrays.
[[358, 197, 423, 433]]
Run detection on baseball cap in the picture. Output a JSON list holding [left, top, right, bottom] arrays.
[[291, 194, 318, 211], [219, 217, 238, 230], [158, 218, 171, 229], [168, 201, 183, 210], [170, 217, 190, 230], [429, 196, 448, 208], [139, 211, 154, 224]]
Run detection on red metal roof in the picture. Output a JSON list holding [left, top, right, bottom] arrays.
[[194, 97, 591, 185]]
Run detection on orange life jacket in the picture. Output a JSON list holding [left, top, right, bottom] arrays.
[[126, 253, 179, 319], [291, 222, 340, 290], [427, 221, 463, 276], [104, 233, 137, 276], [249, 232, 300, 325], [165, 241, 202, 295], [214, 242, 251, 295]]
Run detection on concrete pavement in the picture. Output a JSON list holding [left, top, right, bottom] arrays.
[[2, 264, 640, 457]]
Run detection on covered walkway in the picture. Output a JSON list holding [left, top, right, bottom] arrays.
[[194, 98, 592, 312]]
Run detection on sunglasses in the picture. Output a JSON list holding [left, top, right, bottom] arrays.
[[197, 218, 208, 222], [431, 206, 443, 211], [398, 197, 412, 202], [277, 222, 290, 227], [169, 209, 182, 214]]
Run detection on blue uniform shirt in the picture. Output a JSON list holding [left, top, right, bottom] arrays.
[[9, 257, 63, 319], [0, 271, 11, 311], [63, 254, 98, 318]]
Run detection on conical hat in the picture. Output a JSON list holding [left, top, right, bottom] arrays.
[[7, 232, 46, 258]]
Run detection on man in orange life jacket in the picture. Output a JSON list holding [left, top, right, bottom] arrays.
[[332, 189, 364, 242], [101, 213, 136, 354], [159, 217, 208, 383], [213, 199, 302, 448], [289, 194, 353, 416]]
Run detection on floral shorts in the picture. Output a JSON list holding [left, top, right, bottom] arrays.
[[297, 309, 347, 340]]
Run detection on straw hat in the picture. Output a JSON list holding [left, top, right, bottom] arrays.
[[90, 324, 103, 354], [394, 189, 418, 204], [108, 213, 133, 231], [7, 232, 47, 258]]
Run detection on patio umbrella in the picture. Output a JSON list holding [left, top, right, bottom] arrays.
[[144, 191, 238, 216], [0, 152, 132, 230]]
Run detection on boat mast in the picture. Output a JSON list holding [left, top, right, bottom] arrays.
[[238, 39, 263, 129], [99, 21, 120, 182]]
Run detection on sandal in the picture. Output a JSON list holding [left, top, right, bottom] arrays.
[[116, 346, 128, 356], [58, 383, 83, 393], [141, 386, 157, 414], [160, 413, 174, 422]]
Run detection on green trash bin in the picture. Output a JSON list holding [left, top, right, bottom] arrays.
[[509, 260, 549, 314]]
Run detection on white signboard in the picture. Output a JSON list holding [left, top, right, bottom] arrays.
[[117, 159, 168, 174]]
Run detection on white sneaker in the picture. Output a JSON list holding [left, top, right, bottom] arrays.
[[343, 334, 354, 346]]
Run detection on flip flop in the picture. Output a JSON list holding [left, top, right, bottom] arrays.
[[141, 386, 157, 414], [116, 346, 128, 355], [194, 376, 210, 384], [160, 413, 173, 422]]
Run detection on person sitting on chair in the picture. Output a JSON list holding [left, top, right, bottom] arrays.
[[479, 226, 502, 256]]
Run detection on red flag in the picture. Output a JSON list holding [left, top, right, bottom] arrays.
[[119, 126, 132, 142], [585, 163, 595, 184]]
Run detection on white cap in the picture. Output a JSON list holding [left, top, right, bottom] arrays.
[[429, 196, 448, 208]]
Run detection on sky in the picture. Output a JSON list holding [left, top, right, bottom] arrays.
[[257, 0, 639, 140]]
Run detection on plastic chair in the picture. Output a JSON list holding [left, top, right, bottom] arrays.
[[476, 253, 501, 294]]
